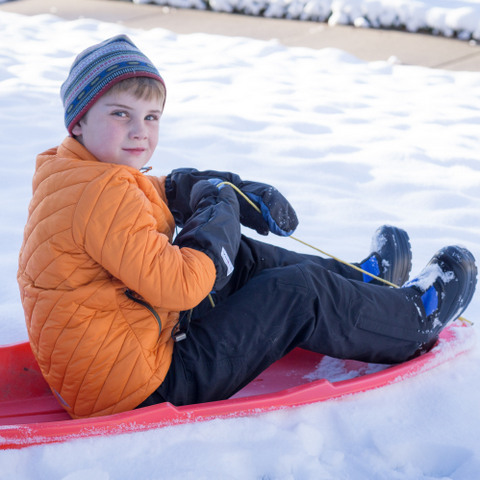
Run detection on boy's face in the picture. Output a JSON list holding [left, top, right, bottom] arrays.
[[72, 89, 163, 169]]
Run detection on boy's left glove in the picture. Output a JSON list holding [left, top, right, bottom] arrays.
[[236, 180, 297, 236], [166, 168, 298, 237]]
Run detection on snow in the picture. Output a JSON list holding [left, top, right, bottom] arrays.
[[1, 7, 480, 479], [133, 0, 480, 40], [405, 263, 455, 291]]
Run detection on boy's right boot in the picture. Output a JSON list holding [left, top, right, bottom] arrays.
[[404, 245, 477, 350], [360, 225, 412, 287]]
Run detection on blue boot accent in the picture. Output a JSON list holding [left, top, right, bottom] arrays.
[[361, 256, 380, 283], [421, 285, 438, 316]]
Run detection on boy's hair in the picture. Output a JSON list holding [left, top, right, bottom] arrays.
[[61, 35, 166, 135], [108, 76, 166, 103], [78, 77, 166, 126]]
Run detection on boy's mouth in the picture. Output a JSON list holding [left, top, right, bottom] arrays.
[[123, 148, 146, 155]]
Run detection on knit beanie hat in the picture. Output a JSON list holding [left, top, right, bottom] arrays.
[[61, 34, 165, 134]]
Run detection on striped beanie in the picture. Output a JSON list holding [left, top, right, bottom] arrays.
[[61, 35, 165, 134]]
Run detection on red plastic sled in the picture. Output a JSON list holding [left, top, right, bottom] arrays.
[[0, 323, 473, 450]]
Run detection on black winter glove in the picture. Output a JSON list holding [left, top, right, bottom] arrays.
[[174, 180, 241, 291], [165, 168, 298, 236]]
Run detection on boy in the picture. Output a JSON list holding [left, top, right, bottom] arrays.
[[18, 35, 477, 419]]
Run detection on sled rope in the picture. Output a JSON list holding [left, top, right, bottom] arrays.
[[287, 235, 399, 287], [216, 181, 473, 326]]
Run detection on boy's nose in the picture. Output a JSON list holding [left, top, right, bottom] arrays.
[[130, 120, 147, 140]]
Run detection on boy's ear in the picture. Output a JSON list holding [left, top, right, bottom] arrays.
[[71, 122, 83, 136]]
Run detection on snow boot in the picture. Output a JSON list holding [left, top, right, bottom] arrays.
[[360, 225, 412, 287], [405, 245, 477, 338]]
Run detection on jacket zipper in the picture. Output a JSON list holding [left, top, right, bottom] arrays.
[[125, 289, 162, 335]]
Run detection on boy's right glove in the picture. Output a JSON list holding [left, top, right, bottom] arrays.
[[165, 168, 298, 237], [174, 179, 241, 291]]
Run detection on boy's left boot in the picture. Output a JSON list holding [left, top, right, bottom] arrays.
[[360, 225, 412, 287], [405, 245, 477, 326], [403, 245, 477, 354]]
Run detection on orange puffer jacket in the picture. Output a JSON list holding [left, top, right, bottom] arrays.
[[17, 137, 216, 419]]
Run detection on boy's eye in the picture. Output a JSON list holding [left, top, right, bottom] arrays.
[[146, 114, 160, 121], [112, 111, 128, 118]]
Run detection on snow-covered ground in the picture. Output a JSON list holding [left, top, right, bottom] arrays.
[[133, 0, 480, 41], [1, 7, 480, 479]]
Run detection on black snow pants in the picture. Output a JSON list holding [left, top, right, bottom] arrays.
[[140, 236, 430, 407]]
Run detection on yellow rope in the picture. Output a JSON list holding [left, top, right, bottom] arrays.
[[215, 181, 473, 326], [288, 235, 399, 288], [208, 293, 215, 308]]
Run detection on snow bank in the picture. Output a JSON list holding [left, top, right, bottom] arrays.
[[133, 0, 480, 41]]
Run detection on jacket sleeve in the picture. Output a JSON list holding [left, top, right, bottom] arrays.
[[72, 171, 216, 311], [146, 174, 168, 204]]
